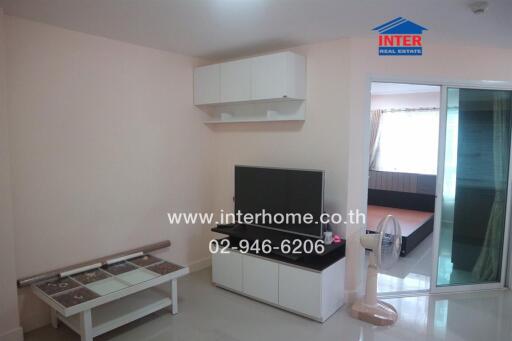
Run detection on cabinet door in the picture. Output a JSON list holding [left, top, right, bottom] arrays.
[[194, 64, 220, 105], [278, 264, 322, 318], [220, 59, 252, 102], [212, 251, 243, 291], [242, 255, 278, 304], [251, 53, 288, 100]]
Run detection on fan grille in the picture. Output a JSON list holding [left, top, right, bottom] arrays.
[[378, 215, 402, 269]]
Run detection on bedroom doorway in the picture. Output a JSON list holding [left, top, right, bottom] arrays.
[[367, 82, 441, 295]]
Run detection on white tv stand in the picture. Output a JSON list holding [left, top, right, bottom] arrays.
[[211, 241, 345, 322]]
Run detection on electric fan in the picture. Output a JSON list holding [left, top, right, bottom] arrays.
[[350, 214, 402, 326]]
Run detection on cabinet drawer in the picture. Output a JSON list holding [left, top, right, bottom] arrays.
[[212, 251, 243, 291], [194, 64, 220, 104], [220, 59, 252, 102], [278, 264, 322, 317], [242, 255, 278, 304], [251, 53, 288, 100]]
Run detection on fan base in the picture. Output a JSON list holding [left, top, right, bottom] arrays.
[[350, 299, 398, 326]]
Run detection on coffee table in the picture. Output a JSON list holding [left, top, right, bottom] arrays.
[[31, 255, 189, 341]]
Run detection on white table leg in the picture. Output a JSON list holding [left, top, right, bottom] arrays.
[[50, 308, 59, 328], [171, 279, 178, 314], [79, 310, 93, 341]]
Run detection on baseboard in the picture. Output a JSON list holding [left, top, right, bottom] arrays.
[[0, 327, 23, 341], [188, 256, 211, 272]]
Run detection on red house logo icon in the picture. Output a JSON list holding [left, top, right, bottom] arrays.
[[373, 17, 428, 56]]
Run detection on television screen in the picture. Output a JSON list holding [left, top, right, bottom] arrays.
[[234, 166, 324, 238]]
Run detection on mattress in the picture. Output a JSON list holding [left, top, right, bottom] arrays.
[[367, 205, 434, 237]]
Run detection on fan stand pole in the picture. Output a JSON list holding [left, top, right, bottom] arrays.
[[364, 262, 378, 306], [350, 253, 398, 326]]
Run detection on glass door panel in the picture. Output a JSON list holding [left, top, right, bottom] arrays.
[[436, 88, 512, 287]]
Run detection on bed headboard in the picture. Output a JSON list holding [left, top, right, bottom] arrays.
[[367, 189, 436, 212]]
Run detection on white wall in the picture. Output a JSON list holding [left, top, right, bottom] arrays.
[[208, 39, 353, 302], [5, 16, 214, 331], [346, 37, 512, 299], [210, 39, 351, 241], [187, 37, 512, 303], [5, 15, 512, 334], [0, 10, 23, 341]]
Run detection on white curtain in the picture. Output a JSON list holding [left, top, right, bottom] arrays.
[[369, 110, 383, 170], [473, 92, 512, 281], [373, 110, 439, 175]]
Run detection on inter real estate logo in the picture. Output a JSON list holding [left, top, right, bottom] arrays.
[[373, 17, 428, 56]]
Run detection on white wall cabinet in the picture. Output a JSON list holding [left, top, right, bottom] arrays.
[[220, 59, 252, 103], [212, 249, 345, 322], [193, 51, 306, 123], [251, 52, 305, 101], [193, 64, 220, 105]]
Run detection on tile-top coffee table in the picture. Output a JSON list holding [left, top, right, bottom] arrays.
[[31, 255, 189, 341]]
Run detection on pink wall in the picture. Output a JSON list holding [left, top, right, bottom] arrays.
[[346, 37, 512, 299], [5, 16, 214, 331], [194, 37, 512, 303], [210, 38, 351, 244], [0, 10, 23, 341], [3, 15, 512, 334], [208, 39, 356, 303]]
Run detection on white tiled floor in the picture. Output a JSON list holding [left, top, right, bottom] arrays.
[[378, 234, 433, 293], [26, 268, 512, 341]]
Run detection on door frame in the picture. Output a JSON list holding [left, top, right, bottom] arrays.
[[366, 76, 512, 295]]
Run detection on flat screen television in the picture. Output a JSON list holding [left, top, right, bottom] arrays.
[[234, 165, 324, 238]]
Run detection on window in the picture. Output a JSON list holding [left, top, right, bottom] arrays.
[[373, 110, 439, 175]]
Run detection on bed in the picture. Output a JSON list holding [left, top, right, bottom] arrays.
[[367, 189, 435, 256]]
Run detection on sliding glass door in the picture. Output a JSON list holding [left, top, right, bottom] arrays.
[[432, 87, 512, 291]]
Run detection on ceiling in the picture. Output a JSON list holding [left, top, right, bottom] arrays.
[[0, 0, 511, 60], [371, 83, 440, 95]]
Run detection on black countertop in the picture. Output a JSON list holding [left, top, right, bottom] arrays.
[[211, 225, 345, 271]]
